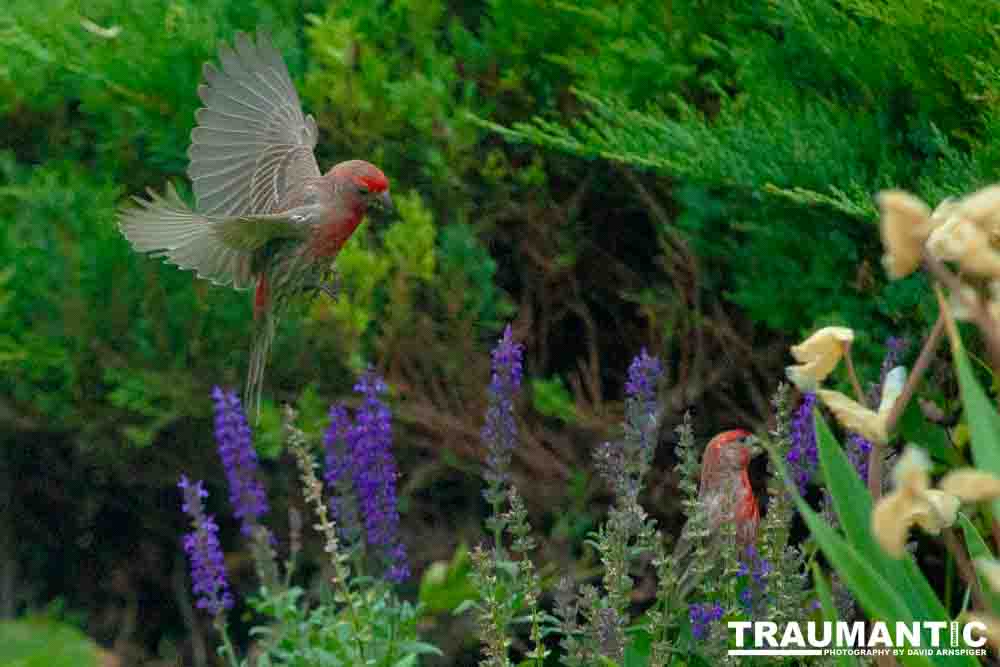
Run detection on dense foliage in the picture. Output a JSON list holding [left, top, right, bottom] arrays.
[[5, 0, 1000, 664]]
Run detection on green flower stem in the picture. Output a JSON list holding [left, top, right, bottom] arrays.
[[214, 616, 240, 667]]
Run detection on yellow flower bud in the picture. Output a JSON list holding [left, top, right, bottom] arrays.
[[785, 327, 854, 391]]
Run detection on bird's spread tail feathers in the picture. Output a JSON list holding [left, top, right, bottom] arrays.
[[245, 312, 276, 422]]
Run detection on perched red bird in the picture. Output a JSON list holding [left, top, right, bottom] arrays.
[[697, 429, 760, 545], [119, 31, 393, 417], [673, 429, 760, 601]]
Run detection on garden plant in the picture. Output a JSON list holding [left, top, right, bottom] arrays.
[[4, 1, 1000, 666]]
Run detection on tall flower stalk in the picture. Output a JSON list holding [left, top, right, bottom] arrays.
[[787, 392, 818, 494], [559, 350, 665, 664], [211, 387, 269, 536], [178, 475, 238, 666], [471, 325, 546, 667], [323, 404, 362, 546], [284, 406, 369, 658], [481, 324, 524, 553]]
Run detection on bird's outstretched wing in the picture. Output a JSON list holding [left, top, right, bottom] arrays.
[[188, 30, 321, 217], [119, 183, 314, 288]]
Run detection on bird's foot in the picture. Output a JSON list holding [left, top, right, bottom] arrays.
[[309, 274, 341, 300]]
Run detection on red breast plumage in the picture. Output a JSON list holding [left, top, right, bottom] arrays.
[[119, 31, 393, 418]]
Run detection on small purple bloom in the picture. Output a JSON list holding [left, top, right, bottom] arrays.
[[689, 602, 724, 640], [738, 546, 771, 618], [323, 404, 355, 526], [212, 387, 268, 536], [482, 325, 524, 487], [846, 433, 872, 482], [625, 348, 663, 406], [624, 348, 664, 457], [348, 369, 409, 582], [179, 476, 233, 616], [595, 349, 665, 502], [787, 392, 818, 494]]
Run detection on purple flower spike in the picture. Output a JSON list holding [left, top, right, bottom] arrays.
[[624, 348, 664, 455], [787, 392, 818, 494], [625, 348, 663, 405], [482, 325, 525, 486], [179, 476, 233, 616], [846, 433, 873, 482], [324, 404, 354, 523], [212, 387, 269, 536], [349, 369, 409, 582], [689, 602, 724, 640]]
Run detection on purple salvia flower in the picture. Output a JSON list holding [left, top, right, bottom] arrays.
[[348, 369, 409, 582], [323, 403, 359, 536], [595, 349, 664, 503], [212, 387, 268, 536], [179, 476, 233, 616], [625, 348, 663, 408], [787, 392, 818, 494], [482, 325, 524, 487], [846, 433, 872, 482], [689, 602, 724, 640], [623, 348, 664, 461], [737, 545, 771, 618]]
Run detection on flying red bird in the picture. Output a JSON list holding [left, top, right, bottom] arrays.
[[119, 31, 392, 417]]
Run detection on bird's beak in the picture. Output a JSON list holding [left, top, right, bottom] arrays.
[[746, 435, 764, 458], [375, 190, 395, 217]]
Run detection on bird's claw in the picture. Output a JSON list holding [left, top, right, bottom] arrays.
[[310, 275, 341, 300]]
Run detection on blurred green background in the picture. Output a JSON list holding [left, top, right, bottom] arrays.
[[3, 0, 999, 663]]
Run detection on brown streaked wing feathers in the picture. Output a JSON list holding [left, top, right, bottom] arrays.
[[188, 30, 320, 217]]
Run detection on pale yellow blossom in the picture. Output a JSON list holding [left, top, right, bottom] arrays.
[[926, 215, 1000, 278], [951, 184, 1000, 244], [871, 447, 1000, 559], [939, 469, 1000, 503], [872, 447, 962, 557], [785, 327, 854, 391], [908, 490, 960, 535], [878, 190, 937, 279], [946, 284, 981, 322], [816, 366, 905, 445]]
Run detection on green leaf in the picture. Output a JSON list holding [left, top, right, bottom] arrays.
[[418, 544, 476, 614], [950, 328, 1000, 520], [813, 412, 876, 552], [813, 411, 948, 624], [812, 562, 860, 667], [772, 442, 971, 666], [898, 400, 961, 467], [957, 512, 1000, 615], [530, 375, 578, 423], [0, 618, 100, 667], [623, 628, 651, 667], [394, 640, 444, 657]]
